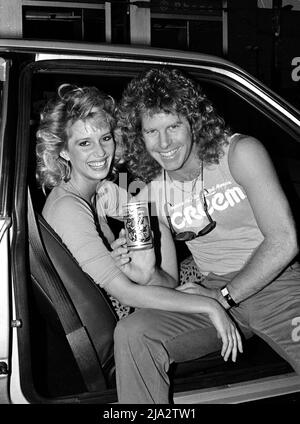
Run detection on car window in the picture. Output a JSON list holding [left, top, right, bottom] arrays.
[[197, 79, 300, 208], [27, 62, 300, 215]]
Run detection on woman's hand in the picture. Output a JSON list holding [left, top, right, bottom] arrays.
[[110, 229, 156, 284], [177, 283, 242, 360], [110, 231, 130, 268], [208, 304, 243, 362]]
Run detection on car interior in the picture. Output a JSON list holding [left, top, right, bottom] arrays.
[[11, 57, 300, 403]]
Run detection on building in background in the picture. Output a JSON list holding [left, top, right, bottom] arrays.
[[0, 0, 299, 107]]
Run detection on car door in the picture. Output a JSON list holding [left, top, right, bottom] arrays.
[[2, 40, 300, 405]]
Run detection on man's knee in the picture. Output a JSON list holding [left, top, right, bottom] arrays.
[[113, 316, 134, 346], [114, 310, 156, 347]]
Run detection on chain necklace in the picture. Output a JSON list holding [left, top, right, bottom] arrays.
[[165, 161, 204, 208], [170, 175, 199, 194]]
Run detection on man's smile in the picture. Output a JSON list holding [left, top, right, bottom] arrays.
[[159, 146, 182, 159]]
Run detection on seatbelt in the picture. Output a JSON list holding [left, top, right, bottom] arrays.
[[27, 187, 106, 393]]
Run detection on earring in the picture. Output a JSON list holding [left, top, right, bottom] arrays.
[[60, 151, 69, 162]]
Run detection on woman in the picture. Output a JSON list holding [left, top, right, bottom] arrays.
[[36, 84, 242, 404]]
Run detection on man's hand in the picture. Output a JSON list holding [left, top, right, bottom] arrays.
[[110, 229, 156, 284], [176, 282, 230, 310]]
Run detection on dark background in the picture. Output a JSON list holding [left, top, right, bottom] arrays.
[[18, 0, 300, 109]]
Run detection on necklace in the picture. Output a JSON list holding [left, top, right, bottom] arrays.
[[165, 161, 204, 208], [171, 176, 199, 194], [167, 161, 202, 194], [67, 178, 106, 237]]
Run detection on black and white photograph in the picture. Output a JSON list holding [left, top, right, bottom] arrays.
[[0, 0, 300, 419]]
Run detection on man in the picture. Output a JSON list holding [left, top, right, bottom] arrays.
[[114, 67, 300, 403]]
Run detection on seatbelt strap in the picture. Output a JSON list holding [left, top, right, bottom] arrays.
[[27, 187, 106, 392]]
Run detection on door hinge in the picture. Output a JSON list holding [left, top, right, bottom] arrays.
[[11, 319, 22, 328], [0, 362, 8, 375]]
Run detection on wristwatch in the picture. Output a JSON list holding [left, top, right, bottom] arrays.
[[220, 286, 238, 308]]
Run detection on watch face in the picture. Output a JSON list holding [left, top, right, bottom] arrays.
[[221, 287, 228, 297]]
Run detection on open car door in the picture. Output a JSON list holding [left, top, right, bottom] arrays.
[[0, 57, 13, 404]]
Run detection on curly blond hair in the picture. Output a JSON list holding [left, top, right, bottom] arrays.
[[36, 84, 116, 189]]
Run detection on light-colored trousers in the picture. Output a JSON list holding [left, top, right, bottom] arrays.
[[114, 263, 300, 403]]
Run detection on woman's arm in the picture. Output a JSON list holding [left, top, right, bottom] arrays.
[[44, 192, 242, 361], [97, 180, 179, 287], [105, 270, 242, 362], [134, 186, 179, 286], [111, 222, 178, 288]]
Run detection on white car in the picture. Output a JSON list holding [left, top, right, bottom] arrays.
[[0, 39, 300, 405]]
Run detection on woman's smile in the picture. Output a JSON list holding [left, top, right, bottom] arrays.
[[87, 158, 109, 170]]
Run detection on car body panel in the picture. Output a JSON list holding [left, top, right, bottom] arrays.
[[174, 373, 300, 404], [0, 224, 11, 404]]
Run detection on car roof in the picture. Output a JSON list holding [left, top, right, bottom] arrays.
[[1, 38, 299, 123], [0, 37, 246, 72]]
